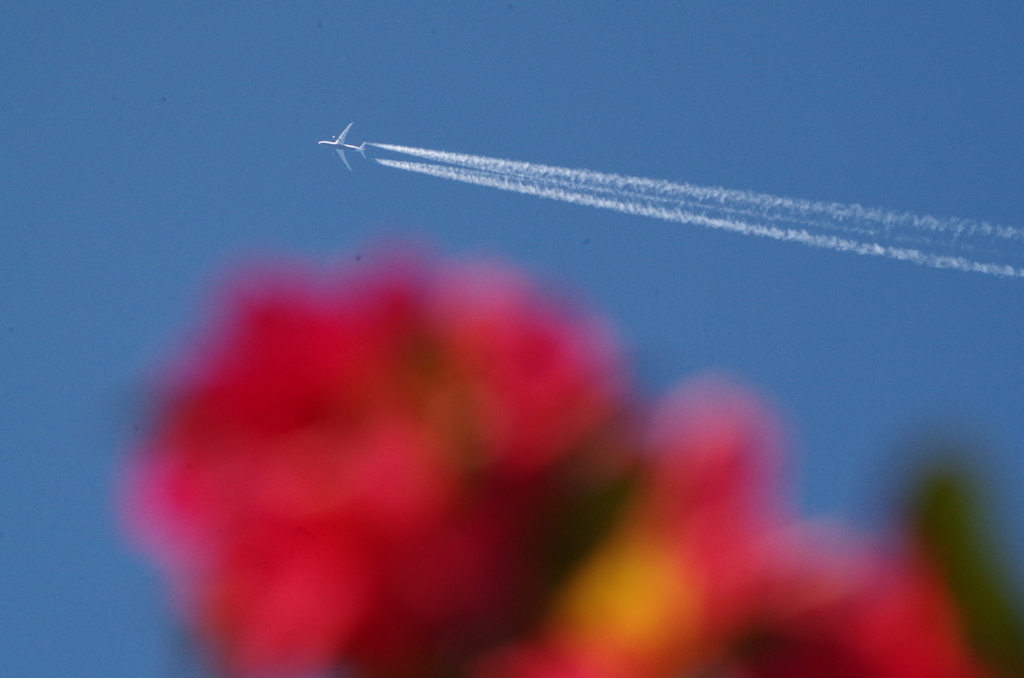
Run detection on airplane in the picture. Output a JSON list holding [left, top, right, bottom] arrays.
[[319, 123, 366, 171]]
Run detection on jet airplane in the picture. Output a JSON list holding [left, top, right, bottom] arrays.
[[319, 123, 366, 171]]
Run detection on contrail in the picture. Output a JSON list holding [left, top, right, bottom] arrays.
[[368, 143, 1024, 277]]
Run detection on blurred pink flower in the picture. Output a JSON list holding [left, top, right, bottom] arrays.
[[122, 254, 630, 678], [473, 378, 988, 678], [121, 251, 993, 678]]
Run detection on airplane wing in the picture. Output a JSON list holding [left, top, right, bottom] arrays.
[[337, 122, 354, 144], [336, 148, 353, 171]]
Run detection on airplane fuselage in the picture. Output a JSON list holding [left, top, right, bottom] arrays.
[[318, 139, 364, 152]]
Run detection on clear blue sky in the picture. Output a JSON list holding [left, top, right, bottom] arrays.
[[2, 3, 1022, 676]]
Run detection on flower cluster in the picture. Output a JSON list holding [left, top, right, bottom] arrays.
[[123, 253, 1000, 678]]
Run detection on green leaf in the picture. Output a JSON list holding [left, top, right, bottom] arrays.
[[543, 464, 641, 592], [911, 464, 1024, 677]]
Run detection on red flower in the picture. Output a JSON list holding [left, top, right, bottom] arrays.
[[122, 254, 630, 678], [646, 379, 989, 678], [716, 549, 990, 678], [122, 254, 992, 678], [473, 377, 988, 678]]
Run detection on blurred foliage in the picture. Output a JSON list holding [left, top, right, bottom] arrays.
[[543, 464, 641, 594], [911, 461, 1024, 678]]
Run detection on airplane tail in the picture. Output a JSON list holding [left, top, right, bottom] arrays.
[[357, 142, 367, 158]]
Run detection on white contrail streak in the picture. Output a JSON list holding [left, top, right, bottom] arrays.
[[368, 143, 1024, 277]]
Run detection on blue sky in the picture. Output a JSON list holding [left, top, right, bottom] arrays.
[[2, 2, 1022, 676]]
